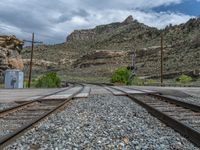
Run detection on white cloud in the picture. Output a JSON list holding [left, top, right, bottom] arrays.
[[71, 17, 89, 25], [113, 0, 182, 9], [0, 23, 21, 34], [73, 0, 183, 10], [129, 11, 193, 28], [0, 0, 195, 44]]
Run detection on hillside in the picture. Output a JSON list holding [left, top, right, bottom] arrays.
[[22, 15, 200, 82]]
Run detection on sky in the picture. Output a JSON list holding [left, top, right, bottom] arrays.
[[0, 0, 199, 44]]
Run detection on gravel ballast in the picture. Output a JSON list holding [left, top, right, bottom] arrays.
[[165, 95, 200, 106], [5, 94, 199, 149], [0, 103, 18, 111]]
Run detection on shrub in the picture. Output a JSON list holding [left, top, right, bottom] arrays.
[[177, 74, 192, 84], [111, 67, 131, 85], [145, 79, 157, 85], [35, 72, 61, 88]]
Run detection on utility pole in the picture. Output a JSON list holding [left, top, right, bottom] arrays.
[[131, 49, 136, 69], [131, 49, 136, 75], [128, 49, 136, 84], [160, 33, 164, 86], [23, 33, 43, 88]]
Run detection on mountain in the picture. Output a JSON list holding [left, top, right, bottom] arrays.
[[22, 16, 200, 82], [66, 15, 160, 50]]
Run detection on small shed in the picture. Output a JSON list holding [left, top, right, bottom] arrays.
[[4, 69, 24, 88]]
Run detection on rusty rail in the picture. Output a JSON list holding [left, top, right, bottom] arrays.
[[0, 86, 73, 116], [0, 84, 84, 148], [104, 85, 200, 147]]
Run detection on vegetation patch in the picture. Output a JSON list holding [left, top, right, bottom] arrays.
[[34, 72, 61, 88], [145, 79, 158, 85], [131, 77, 144, 86], [177, 74, 193, 84], [111, 67, 131, 85]]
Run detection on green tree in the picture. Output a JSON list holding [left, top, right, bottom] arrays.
[[35, 72, 61, 88], [111, 67, 131, 85]]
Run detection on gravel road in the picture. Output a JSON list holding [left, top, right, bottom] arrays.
[[5, 94, 199, 150]]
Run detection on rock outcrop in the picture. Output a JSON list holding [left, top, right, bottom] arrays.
[[0, 35, 24, 53], [66, 15, 157, 51], [0, 35, 24, 81], [122, 15, 134, 24], [66, 29, 96, 42], [73, 50, 128, 68], [66, 15, 137, 42]]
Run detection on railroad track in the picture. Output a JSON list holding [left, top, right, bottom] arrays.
[[103, 85, 200, 147], [0, 84, 84, 148], [0, 85, 73, 115]]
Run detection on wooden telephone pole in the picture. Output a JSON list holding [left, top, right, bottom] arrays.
[[160, 33, 164, 86], [23, 33, 43, 88]]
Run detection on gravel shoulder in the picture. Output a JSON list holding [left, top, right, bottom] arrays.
[[5, 94, 199, 150]]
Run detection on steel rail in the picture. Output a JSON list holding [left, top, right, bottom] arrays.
[[103, 85, 200, 147], [124, 87, 200, 112], [0, 85, 73, 116], [0, 84, 84, 148]]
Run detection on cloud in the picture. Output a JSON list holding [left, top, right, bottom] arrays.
[[77, 0, 183, 10], [0, 0, 195, 44]]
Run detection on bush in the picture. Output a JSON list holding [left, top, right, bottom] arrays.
[[145, 79, 157, 85], [35, 72, 61, 88], [177, 74, 192, 83], [111, 67, 131, 85]]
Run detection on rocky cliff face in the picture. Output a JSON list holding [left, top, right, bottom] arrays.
[[0, 36, 24, 81], [73, 50, 128, 68], [66, 16, 159, 50], [66, 30, 96, 42], [66, 15, 144, 43]]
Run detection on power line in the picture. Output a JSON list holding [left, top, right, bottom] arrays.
[[23, 39, 43, 43]]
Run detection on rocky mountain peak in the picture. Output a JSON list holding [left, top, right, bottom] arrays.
[[66, 15, 137, 42], [122, 15, 134, 24]]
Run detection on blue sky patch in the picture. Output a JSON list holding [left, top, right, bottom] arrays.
[[154, 0, 200, 16]]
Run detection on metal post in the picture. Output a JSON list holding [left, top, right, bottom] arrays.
[[160, 33, 163, 86], [132, 50, 135, 68], [128, 49, 136, 84], [132, 49, 136, 75], [28, 33, 34, 88]]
